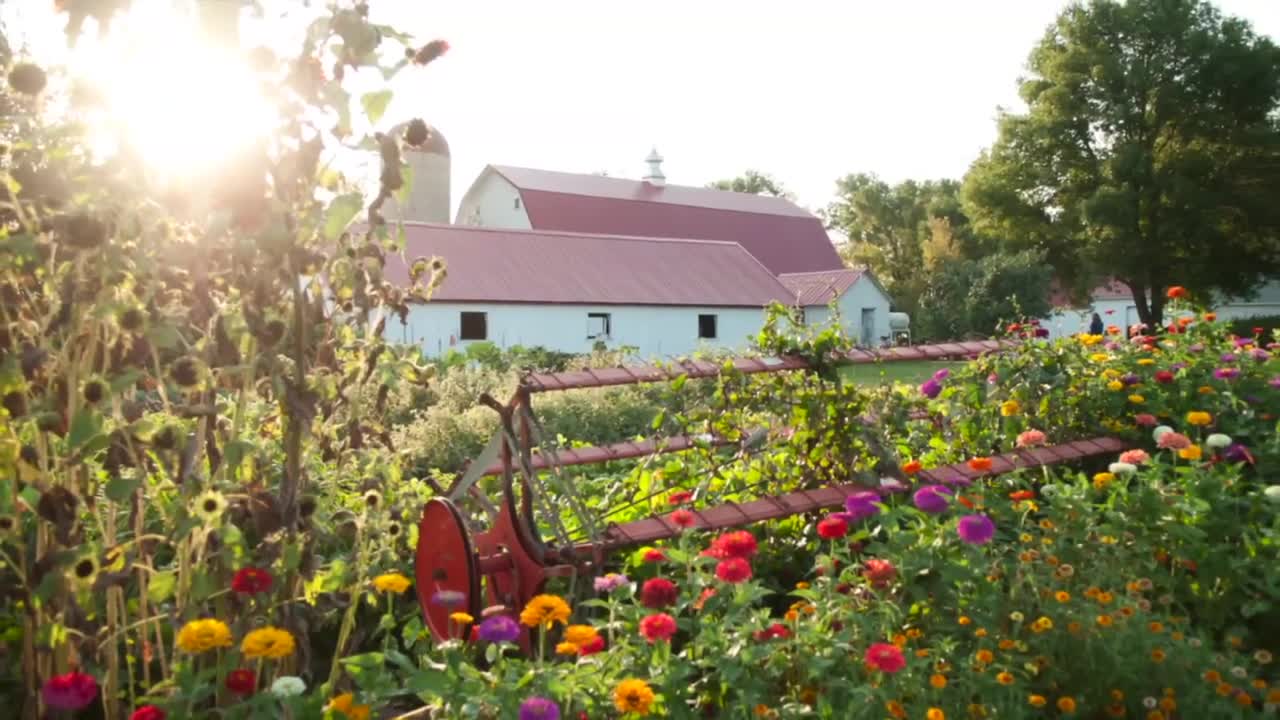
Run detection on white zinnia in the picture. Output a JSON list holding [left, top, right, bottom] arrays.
[[1109, 462, 1137, 475], [1152, 425, 1173, 442], [1206, 433, 1233, 449], [271, 676, 306, 698]]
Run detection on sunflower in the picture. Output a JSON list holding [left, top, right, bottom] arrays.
[[362, 490, 382, 509], [192, 490, 228, 524], [176, 618, 233, 654], [372, 573, 411, 594], [241, 626, 296, 660], [519, 594, 571, 629], [69, 556, 99, 587], [614, 678, 656, 715]]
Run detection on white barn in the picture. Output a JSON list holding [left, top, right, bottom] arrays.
[[1040, 279, 1280, 339], [779, 269, 893, 346]]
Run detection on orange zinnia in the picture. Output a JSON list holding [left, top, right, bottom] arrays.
[[902, 460, 922, 475], [968, 457, 993, 472]]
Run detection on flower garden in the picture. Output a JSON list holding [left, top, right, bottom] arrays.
[[2, 5, 1280, 719]]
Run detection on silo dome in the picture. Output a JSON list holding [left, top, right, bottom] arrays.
[[385, 121, 451, 224]]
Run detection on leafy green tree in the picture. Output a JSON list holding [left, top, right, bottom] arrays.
[[708, 169, 793, 199], [824, 174, 979, 313], [916, 250, 1053, 341], [963, 0, 1280, 327]]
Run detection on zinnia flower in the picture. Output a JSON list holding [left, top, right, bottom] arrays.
[[176, 618, 233, 654], [933, 368, 951, 381], [1000, 400, 1020, 416], [231, 567, 273, 595], [1166, 286, 1186, 299], [520, 594, 572, 629], [913, 485, 951, 514], [666, 490, 692, 505], [241, 626, 295, 660], [864, 642, 906, 673], [593, 573, 629, 593], [957, 515, 996, 545], [1119, 449, 1150, 464], [715, 557, 752, 583], [477, 615, 521, 643], [843, 492, 881, 521], [1214, 367, 1239, 380], [328, 693, 371, 720], [967, 457, 993, 473], [639, 613, 677, 643], [754, 622, 792, 641], [430, 589, 465, 608], [225, 668, 256, 695], [862, 558, 896, 588], [42, 672, 98, 711], [372, 573, 411, 594], [1225, 443, 1254, 464], [578, 634, 606, 656], [920, 378, 942, 399], [1178, 445, 1203, 461], [902, 460, 922, 475], [1185, 411, 1212, 426], [614, 679, 656, 715], [519, 696, 560, 720], [1156, 431, 1191, 450], [817, 515, 849, 539], [1109, 462, 1136, 475], [706, 530, 758, 560], [1133, 413, 1158, 427], [1016, 430, 1046, 448], [642, 548, 666, 563], [270, 676, 306, 697], [640, 578, 678, 608], [450, 612, 474, 625], [1206, 433, 1232, 449], [130, 706, 165, 720], [670, 509, 695, 528]]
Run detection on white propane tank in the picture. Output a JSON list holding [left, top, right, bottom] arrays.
[[889, 312, 911, 346]]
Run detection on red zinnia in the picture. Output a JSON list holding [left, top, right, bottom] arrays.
[[578, 635, 606, 656], [639, 613, 677, 643], [1166, 286, 1187, 299], [862, 558, 896, 588], [667, 490, 693, 505], [670, 509, 696, 528], [715, 557, 753, 583], [706, 531, 758, 560], [817, 515, 849, 539], [130, 706, 166, 720], [1008, 323, 1021, 333], [225, 668, 256, 695], [642, 548, 666, 563], [753, 623, 791, 641], [640, 578, 678, 608], [1253, 326, 1265, 336], [864, 642, 907, 673], [1154, 370, 1175, 384], [902, 460, 922, 475], [41, 672, 98, 711], [967, 457, 993, 472], [694, 587, 717, 610], [231, 567, 273, 595], [1008, 490, 1035, 502], [956, 494, 975, 509]]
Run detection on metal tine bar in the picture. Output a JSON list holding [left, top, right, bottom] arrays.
[[521, 402, 600, 550], [496, 414, 574, 548]]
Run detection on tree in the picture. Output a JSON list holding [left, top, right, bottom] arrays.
[[962, 0, 1280, 327], [915, 250, 1053, 341], [708, 169, 793, 199], [823, 174, 981, 314]]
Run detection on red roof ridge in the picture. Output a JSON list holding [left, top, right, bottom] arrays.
[[488, 164, 815, 218], [396, 219, 759, 249]]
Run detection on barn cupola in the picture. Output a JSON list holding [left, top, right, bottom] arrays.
[[642, 147, 665, 187]]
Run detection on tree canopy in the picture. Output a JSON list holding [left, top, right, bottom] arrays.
[[707, 169, 793, 199], [962, 0, 1280, 327]]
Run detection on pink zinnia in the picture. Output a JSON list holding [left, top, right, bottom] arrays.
[[1016, 429, 1046, 448], [1119, 449, 1150, 465], [862, 558, 896, 588], [670, 509, 696, 528], [1134, 413, 1158, 427], [42, 672, 98, 711], [1157, 432, 1192, 450], [864, 642, 906, 673]]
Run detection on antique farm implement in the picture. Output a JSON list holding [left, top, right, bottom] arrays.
[[413, 341, 1124, 641]]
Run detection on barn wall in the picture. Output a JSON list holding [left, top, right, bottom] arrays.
[[454, 171, 531, 229], [390, 302, 769, 358]]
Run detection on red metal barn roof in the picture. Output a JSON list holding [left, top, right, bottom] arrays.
[[484, 166, 845, 276], [384, 223, 797, 307], [779, 269, 866, 306]]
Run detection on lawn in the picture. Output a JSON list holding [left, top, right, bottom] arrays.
[[839, 359, 961, 385]]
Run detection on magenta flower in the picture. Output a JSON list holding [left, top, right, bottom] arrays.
[[1213, 367, 1240, 380], [476, 615, 521, 643], [987, 373, 999, 384], [956, 515, 996, 545], [1251, 349, 1271, 361], [42, 672, 98, 711], [1034, 327, 1049, 338], [912, 485, 952, 514], [844, 492, 881, 521], [1221, 352, 1239, 361], [932, 368, 951, 381], [519, 697, 560, 720], [1271, 376, 1280, 389], [919, 378, 942, 399]]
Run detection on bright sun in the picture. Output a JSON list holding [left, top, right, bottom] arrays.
[[69, 2, 276, 185]]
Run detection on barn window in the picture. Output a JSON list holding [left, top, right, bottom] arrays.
[[697, 314, 717, 339], [513, 197, 521, 210], [459, 311, 487, 341], [587, 313, 611, 339]]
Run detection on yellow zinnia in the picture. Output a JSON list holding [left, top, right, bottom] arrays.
[[1179, 445, 1202, 461], [1128, 394, 1144, 404], [175, 618, 233, 654], [1186, 411, 1212, 426], [1000, 400, 1020, 416], [1093, 472, 1115, 490], [328, 693, 371, 720], [1107, 380, 1124, 391], [450, 612, 474, 625], [1028, 695, 1047, 707], [241, 626, 296, 660], [519, 594, 571, 629], [614, 678, 656, 715], [555, 641, 580, 655], [372, 573, 411, 594]]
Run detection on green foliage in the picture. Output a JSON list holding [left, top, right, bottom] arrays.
[[1227, 314, 1280, 340], [962, 0, 1280, 327], [915, 250, 1052, 341], [706, 170, 793, 199]]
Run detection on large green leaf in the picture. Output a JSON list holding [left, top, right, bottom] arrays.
[[360, 90, 393, 125], [322, 193, 364, 241]]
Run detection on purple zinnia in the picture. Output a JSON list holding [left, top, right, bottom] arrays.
[[1250, 349, 1271, 361], [956, 515, 996, 545], [1270, 376, 1280, 389], [1170, 362, 1188, 371], [1221, 352, 1238, 362], [912, 485, 952, 514], [1225, 443, 1255, 464], [477, 615, 521, 643], [1034, 327, 1049, 338], [1213, 367, 1240, 380], [593, 573, 629, 593], [844, 492, 881, 521], [1122, 373, 1140, 386], [431, 590, 465, 608], [919, 378, 942, 399], [879, 478, 908, 494], [519, 696, 561, 720], [932, 368, 951, 381], [1234, 338, 1253, 348]]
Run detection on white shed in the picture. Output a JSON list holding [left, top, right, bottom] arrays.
[[778, 269, 894, 347], [382, 223, 798, 358]]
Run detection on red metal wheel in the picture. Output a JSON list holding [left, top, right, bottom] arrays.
[[415, 498, 482, 642]]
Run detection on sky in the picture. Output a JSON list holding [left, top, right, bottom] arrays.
[[369, 0, 1280, 214]]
